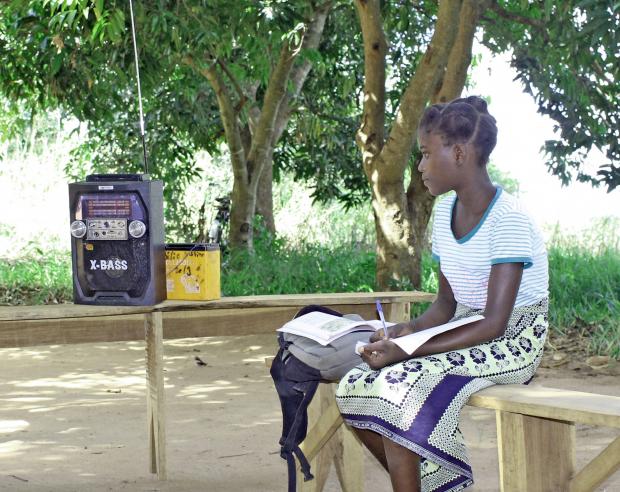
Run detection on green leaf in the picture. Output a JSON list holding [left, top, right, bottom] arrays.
[[95, 0, 104, 19], [50, 53, 63, 75]]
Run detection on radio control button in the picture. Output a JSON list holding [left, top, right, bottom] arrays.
[[129, 220, 147, 238], [70, 220, 87, 238]]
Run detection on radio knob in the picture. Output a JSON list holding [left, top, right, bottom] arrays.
[[128, 220, 147, 238], [70, 220, 87, 238]]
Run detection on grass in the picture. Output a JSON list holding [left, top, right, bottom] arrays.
[[0, 246, 72, 305], [1, 234, 618, 358], [547, 245, 620, 358]]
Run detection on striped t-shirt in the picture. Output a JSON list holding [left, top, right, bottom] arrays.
[[431, 187, 548, 309]]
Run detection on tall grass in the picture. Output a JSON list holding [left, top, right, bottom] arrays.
[[0, 246, 72, 305], [546, 219, 620, 358]]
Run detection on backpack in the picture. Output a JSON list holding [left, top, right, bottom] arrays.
[[270, 305, 372, 492]]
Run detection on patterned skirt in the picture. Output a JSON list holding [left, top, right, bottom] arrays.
[[335, 298, 548, 492]]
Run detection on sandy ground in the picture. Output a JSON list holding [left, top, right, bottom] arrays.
[[1, 334, 619, 492]]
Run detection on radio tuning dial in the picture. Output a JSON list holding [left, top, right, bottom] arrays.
[[128, 220, 147, 238], [70, 220, 87, 238]]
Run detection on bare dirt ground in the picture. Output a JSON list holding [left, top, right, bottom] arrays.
[[1, 334, 619, 492]]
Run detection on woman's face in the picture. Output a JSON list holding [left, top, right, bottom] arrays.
[[417, 131, 458, 196]]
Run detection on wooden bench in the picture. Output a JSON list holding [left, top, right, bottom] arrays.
[[265, 358, 620, 492], [0, 291, 432, 481], [265, 363, 620, 491]]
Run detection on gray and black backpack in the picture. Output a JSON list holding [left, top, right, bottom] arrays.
[[270, 305, 371, 492]]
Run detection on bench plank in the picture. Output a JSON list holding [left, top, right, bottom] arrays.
[[0, 304, 386, 348], [0, 291, 435, 321], [468, 384, 620, 429]]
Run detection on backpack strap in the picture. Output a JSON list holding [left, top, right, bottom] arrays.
[[271, 343, 320, 491]]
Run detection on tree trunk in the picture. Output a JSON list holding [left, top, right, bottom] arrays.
[[406, 0, 482, 273], [218, 1, 331, 249], [255, 149, 275, 234], [372, 166, 418, 288], [230, 177, 255, 246], [356, 0, 482, 289]]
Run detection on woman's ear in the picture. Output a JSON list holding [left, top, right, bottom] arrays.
[[453, 144, 465, 165]]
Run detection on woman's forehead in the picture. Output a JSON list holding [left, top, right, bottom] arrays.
[[417, 131, 444, 148]]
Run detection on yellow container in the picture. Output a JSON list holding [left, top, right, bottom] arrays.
[[165, 243, 220, 301]]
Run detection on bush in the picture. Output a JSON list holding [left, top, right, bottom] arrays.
[[1, 229, 618, 359]]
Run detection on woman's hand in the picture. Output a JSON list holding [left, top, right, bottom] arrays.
[[369, 322, 416, 343], [359, 339, 409, 370]]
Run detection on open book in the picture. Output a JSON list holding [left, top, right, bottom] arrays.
[[277, 311, 396, 346], [355, 314, 484, 356]]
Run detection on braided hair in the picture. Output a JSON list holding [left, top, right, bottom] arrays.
[[418, 96, 498, 166]]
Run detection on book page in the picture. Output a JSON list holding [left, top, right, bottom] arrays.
[[277, 311, 395, 345], [278, 311, 355, 333], [393, 315, 484, 355], [355, 315, 484, 355]]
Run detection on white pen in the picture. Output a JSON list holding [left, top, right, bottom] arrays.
[[375, 300, 389, 340]]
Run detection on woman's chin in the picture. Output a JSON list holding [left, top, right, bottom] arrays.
[[423, 183, 439, 196]]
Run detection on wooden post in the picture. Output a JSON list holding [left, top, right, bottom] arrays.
[[383, 301, 410, 323], [145, 311, 166, 480], [333, 424, 364, 492], [496, 410, 575, 492], [298, 383, 364, 492]]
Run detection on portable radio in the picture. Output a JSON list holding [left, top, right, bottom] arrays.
[[68, 173, 166, 305]]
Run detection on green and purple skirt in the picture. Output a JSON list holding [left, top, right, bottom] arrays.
[[335, 298, 548, 492]]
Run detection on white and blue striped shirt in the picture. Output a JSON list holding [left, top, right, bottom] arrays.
[[431, 187, 548, 309]]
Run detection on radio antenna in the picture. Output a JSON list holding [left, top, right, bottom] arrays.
[[128, 0, 149, 174]]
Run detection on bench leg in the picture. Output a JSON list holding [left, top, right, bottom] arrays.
[[145, 311, 166, 480], [298, 383, 364, 492], [334, 425, 364, 492], [569, 435, 620, 492], [496, 410, 575, 492]]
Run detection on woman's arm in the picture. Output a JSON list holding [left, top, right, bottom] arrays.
[[361, 262, 523, 369]]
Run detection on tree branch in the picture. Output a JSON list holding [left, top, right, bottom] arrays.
[[354, 0, 388, 174], [488, 2, 545, 30], [484, 2, 549, 42], [380, 0, 462, 176], [247, 1, 332, 186], [244, 39, 297, 185], [272, 1, 333, 145], [433, 0, 482, 103], [198, 61, 248, 184], [216, 58, 247, 114]]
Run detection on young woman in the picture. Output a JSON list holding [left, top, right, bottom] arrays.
[[335, 96, 549, 492]]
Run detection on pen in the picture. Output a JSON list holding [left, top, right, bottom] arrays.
[[375, 300, 389, 340]]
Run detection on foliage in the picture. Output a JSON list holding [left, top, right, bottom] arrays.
[[222, 231, 377, 295], [482, 1, 620, 191], [274, 1, 439, 207], [0, 0, 331, 242], [488, 163, 520, 195]]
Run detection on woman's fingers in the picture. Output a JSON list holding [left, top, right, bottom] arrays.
[[369, 328, 385, 343], [359, 340, 406, 370], [369, 329, 384, 343]]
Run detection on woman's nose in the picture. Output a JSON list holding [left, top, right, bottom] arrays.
[[417, 158, 425, 172]]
